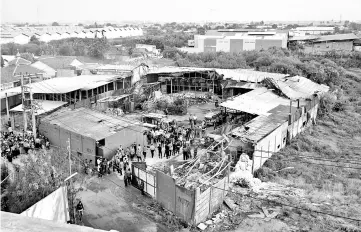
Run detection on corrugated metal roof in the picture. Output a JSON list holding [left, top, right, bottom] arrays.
[[42, 107, 143, 140], [147, 66, 213, 74], [1, 75, 120, 94], [97, 94, 130, 103], [289, 35, 319, 41], [224, 82, 261, 90], [10, 100, 67, 115], [315, 33, 359, 42], [231, 115, 285, 143], [231, 104, 296, 143], [215, 69, 286, 83], [265, 75, 329, 100], [220, 87, 290, 115]]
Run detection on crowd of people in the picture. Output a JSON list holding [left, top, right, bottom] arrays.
[[1, 130, 50, 162]]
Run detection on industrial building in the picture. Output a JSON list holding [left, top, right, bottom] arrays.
[[39, 107, 146, 161], [290, 27, 335, 36], [191, 30, 288, 53], [289, 33, 360, 53]]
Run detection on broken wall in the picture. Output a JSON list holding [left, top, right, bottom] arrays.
[[193, 175, 230, 225]]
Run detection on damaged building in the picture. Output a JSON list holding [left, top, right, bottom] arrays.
[[220, 75, 329, 174], [145, 67, 224, 95]]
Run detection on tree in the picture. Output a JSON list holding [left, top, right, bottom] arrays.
[[52, 22, 60, 26], [272, 24, 278, 29], [88, 38, 110, 59], [29, 35, 40, 45], [1, 148, 84, 214], [59, 45, 75, 56]]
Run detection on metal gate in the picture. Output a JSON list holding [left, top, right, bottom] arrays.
[[132, 164, 156, 198]]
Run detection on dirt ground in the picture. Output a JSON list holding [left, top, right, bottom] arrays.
[[77, 173, 170, 232]]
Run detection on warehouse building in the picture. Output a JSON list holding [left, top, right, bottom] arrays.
[[289, 33, 360, 53], [192, 31, 288, 53], [39, 107, 146, 162]]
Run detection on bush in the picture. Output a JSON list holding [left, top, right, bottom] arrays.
[[318, 93, 336, 117]]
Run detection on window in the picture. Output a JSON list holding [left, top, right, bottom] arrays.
[[97, 139, 105, 147]]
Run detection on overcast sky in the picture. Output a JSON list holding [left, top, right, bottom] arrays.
[[1, 0, 361, 24]]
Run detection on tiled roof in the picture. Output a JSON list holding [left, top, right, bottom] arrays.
[[37, 56, 80, 69], [13, 65, 44, 76], [1, 66, 18, 84], [1, 65, 44, 84], [8, 57, 31, 66]]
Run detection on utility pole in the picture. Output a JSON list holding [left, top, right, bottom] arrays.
[[67, 138, 72, 176], [21, 75, 28, 134], [29, 78, 37, 139], [66, 138, 74, 223]]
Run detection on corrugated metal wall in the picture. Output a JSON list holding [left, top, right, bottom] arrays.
[[229, 39, 243, 53]]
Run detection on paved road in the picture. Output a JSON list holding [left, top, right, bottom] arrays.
[[77, 173, 169, 232]]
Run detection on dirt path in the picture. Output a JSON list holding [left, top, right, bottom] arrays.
[[77, 173, 170, 232]]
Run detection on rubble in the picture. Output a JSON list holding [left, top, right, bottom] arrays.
[[197, 223, 207, 230], [205, 220, 213, 225], [223, 198, 237, 211]]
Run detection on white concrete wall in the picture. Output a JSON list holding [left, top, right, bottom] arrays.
[[243, 38, 256, 51], [21, 186, 69, 223], [216, 38, 230, 52]]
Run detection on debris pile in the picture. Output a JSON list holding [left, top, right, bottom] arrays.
[[230, 153, 262, 189], [173, 149, 230, 191]]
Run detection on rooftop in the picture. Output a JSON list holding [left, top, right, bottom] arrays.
[[215, 68, 287, 83], [231, 104, 295, 143], [42, 107, 142, 140], [1, 74, 120, 94], [10, 100, 68, 115], [1, 65, 44, 84], [7, 57, 31, 66], [37, 56, 82, 69], [294, 27, 335, 31], [316, 33, 360, 42], [220, 87, 291, 116], [1, 211, 108, 232], [264, 75, 329, 100]]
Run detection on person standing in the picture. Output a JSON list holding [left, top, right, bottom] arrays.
[[143, 145, 147, 160], [182, 145, 187, 160], [124, 171, 128, 187], [157, 141, 162, 159], [165, 142, 170, 159], [126, 168, 132, 185], [140, 180, 145, 195], [150, 143, 155, 158], [169, 141, 173, 156], [136, 144, 142, 162]]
